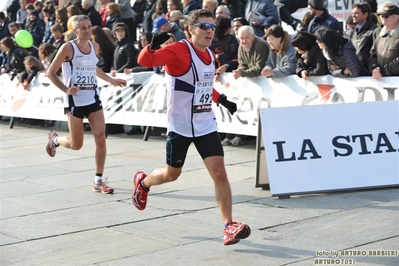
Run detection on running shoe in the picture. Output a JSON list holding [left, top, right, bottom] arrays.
[[46, 130, 59, 157], [132, 171, 149, 210], [93, 178, 114, 194], [223, 221, 251, 245]]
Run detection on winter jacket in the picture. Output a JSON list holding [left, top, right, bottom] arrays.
[[265, 35, 296, 78], [350, 19, 377, 70], [26, 18, 45, 47], [182, 0, 202, 16], [245, 0, 279, 38], [328, 39, 370, 77], [308, 9, 342, 35], [168, 22, 186, 41], [106, 15, 123, 31], [84, 6, 102, 27], [238, 36, 270, 78], [369, 22, 399, 77], [210, 34, 239, 71], [295, 43, 329, 77], [112, 37, 138, 72]]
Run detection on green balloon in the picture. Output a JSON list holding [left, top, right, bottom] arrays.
[[15, 30, 34, 48]]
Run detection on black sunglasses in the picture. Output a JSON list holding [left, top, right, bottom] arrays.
[[380, 15, 390, 19], [194, 22, 216, 31]]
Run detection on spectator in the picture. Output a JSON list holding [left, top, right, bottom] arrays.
[[351, 2, 377, 70], [117, 0, 136, 44], [38, 42, 58, 71], [42, 4, 56, 43], [221, 0, 247, 20], [63, 29, 77, 42], [99, 0, 112, 27], [0, 12, 12, 41], [7, 0, 20, 23], [262, 24, 296, 79], [16, 0, 29, 29], [182, 0, 202, 16], [232, 17, 249, 40], [51, 23, 65, 50], [155, 0, 168, 14], [82, 0, 102, 27], [261, 17, 279, 39], [215, 5, 231, 19], [33, 0, 44, 19], [124, 31, 154, 74], [279, 0, 308, 30], [245, 0, 279, 38], [19, 55, 44, 90], [202, 0, 219, 14], [369, 4, 399, 78], [315, 27, 369, 78], [58, 0, 82, 12], [229, 26, 269, 146], [169, 10, 185, 29], [152, 17, 186, 41], [132, 0, 147, 43], [92, 25, 115, 73], [66, 5, 82, 18], [307, 0, 343, 34], [105, 3, 123, 31], [344, 15, 356, 38], [143, 0, 157, 33], [8, 22, 21, 37], [0, 36, 29, 77], [297, 11, 314, 32], [233, 25, 269, 79], [363, 0, 379, 26], [291, 31, 329, 80], [55, 7, 69, 33], [212, 17, 239, 77], [166, 0, 182, 20], [26, 10, 45, 48], [110, 22, 138, 76]]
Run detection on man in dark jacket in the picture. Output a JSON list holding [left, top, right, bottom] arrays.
[[82, 0, 102, 27], [182, 0, 202, 16], [307, 0, 342, 34], [0, 12, 11, 41], [26, 11, 45, 48], [351, 2, 376, 70], [142, 0, 156, 33]]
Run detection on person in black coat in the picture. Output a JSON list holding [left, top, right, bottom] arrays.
[[291, 31, 329, 80], [110, 22, 138, 76], [82, 0, 102, 27], [26, 11, 45, 48], [315, 27, 370, 78]]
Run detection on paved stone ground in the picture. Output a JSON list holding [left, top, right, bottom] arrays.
[[0, 120, 398, 266]]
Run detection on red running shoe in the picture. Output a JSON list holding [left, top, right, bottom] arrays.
[[46, 130, 59, 157], [132, 171, 149, 210], [93, 178, 114, 194], [223, 221, 251, 245]]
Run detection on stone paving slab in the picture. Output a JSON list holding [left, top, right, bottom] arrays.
[[1, 122, 398, 266]]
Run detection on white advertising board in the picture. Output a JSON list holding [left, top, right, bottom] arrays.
[[259, 100, 399, 197]]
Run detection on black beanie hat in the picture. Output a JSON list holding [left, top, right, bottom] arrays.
[[308, 0, 325, 10]]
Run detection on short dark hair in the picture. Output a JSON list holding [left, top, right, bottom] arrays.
[[187, 9, 214, 27], [291, 31, 317, 52], [353, 2, 371, 18], [0, 12, 5, 20]]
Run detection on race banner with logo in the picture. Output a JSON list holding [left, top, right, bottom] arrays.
[[0, 72, 398, 136]]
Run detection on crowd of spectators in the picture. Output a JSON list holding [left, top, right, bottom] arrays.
[[0, 0, 398, 141]]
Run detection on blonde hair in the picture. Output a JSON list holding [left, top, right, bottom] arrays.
[[24, 55, 44, 71], [64, 30, 77, 42]]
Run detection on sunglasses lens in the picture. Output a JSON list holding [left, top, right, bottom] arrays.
[[197, 23, 215, 31]]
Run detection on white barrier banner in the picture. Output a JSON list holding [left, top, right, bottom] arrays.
[[1, 73, 398, 136]]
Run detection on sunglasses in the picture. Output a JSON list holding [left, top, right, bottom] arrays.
[[194, 22, 216, 31], [380, 15, 390, 19]]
